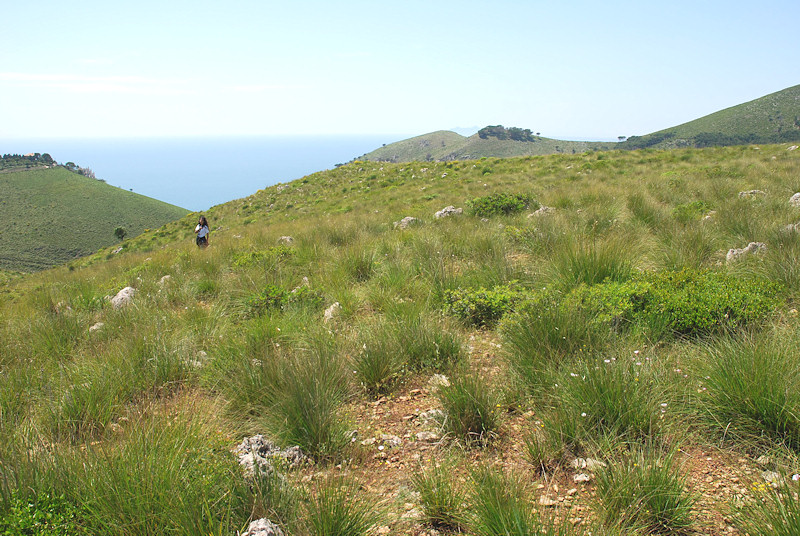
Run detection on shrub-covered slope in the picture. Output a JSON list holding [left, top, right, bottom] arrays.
[[0, 167, 188, 271], [2, 144, 800, 535]]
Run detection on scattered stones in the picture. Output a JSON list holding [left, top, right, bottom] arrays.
[[570, 457, 607, 471], [427, 374, 450, 392], [393, 216, 420, 230], [110, 287, 136, 309], [790, 193, 800, 207], [787, 223, 800, 233], [755, 455, 773, 467], [323, 302, 341, 323], [239, 518, 285, 536], [291, 276, 311, 293], [88, 322, 104, 333], [277, 236, 294, 245], [738, 190, 766, 199], [726, 242, 767, 264], [702, 210, 717, 221], [434, 206, 463, 219], [418, 408, 445, 424], [539, 496, 558, 507], [416, 431, 441, 442], [528, 205, 554, 217], [573, 473, 592, 483], [112, 246, 123, 254], [158, 275, 171, 286], [788, 145, 799, 151], [233, 435, 307, 477], [761, 470, 783, 486]]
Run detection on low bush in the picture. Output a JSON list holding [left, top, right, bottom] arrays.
[[0, 491, 85, 536], [246, 284, 325, 316], [231, 245, 293, 269], [672, 200, 712, 222], [466, 193, 534, 217], [443, 284, 524, 328]]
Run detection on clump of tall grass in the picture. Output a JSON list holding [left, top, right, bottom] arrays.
[[528, 356, 671, 465], [549, 236, 634, 291], [627, 192, 666, 229], [353, 318, 405, 395], [436, 373, 500, 445], [502, 297, 608, 396], [739, 480, 800, 536], [410, 459, 465, 531], [468, 466, 579, 536], [699, 331, 800, 451], [654, 222, 720, 270], [302, 475, 383, 536], [595, 447, 695, 534]]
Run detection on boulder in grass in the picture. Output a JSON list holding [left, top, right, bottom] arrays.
[[277, 236, 294, 245], [240, 518, 285, 536], [111, 287, 136, 309], [738, 190, 766, 199], [393, 216, 420, 230], [323, 302, 341, 323], [434, 206, 463, 219], [726, 242, 767, 264], [790, 193, 800, 208]]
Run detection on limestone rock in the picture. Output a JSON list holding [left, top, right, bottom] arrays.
[[434, 206, 463, 219], [88, 322, 104, 333], [416, 431, 441, 442], [528, 205, 554, 217], [240, 518, 285, 536], [738, 190, 766, 199], [323, 302, 341, 323], [726, 242, 767, 264], [234, 435, 307, 477], [393, 216, 420, 230], [277, 236, 294, 245], [573, 473, 592, 483], [111, 287, 136, 309], [427, 374, 450, 392], [790, 193, 800, 207]]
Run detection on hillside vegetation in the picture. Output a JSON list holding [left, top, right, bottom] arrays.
[[2, 144, 800, 535], [0, 167, 188, 271]]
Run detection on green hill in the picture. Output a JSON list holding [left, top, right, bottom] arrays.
[[621, 84, 800, 149], [3, 144, 800, 535], [0, 166, 188, 271], [362, 129, 613, 162]]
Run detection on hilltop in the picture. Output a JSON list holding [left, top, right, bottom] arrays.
[[0, 166, 188, 271], [362, 84, 800, 162], [361, 129, 613, 162], [621, 84, 800, 149], [2, 144, 800, 535]]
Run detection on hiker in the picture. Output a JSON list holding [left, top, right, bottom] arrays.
[[195, 215, 210, 247]]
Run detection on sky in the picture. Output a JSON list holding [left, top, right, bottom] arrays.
[[2, 0, 799, 141]]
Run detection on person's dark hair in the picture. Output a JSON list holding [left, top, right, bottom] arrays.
[[198, 216, 208, 227]]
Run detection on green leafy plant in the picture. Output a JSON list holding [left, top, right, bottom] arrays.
[[466, 193, 534, 217], [443, 284, 524, 328]]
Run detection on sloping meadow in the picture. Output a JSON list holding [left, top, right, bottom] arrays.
[[2, 144, 800, 534]]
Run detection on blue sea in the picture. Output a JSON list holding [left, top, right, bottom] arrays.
[[0, 135, 405, 211]]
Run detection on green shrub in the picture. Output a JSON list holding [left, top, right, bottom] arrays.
[[231, 245, 293, 268], [0, 491, 85, 536], [466, 193, 534, 217], [672, 200, 712, 222], [246, 284, 325, 316], [595, 448, 695, 534], [443, 284, 524, 328]]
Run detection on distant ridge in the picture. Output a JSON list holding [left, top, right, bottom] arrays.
[[0, 166, 189, 271], [362, 84, 800, 162]]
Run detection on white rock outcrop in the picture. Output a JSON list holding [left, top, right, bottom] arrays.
[[726, 242, 767, 264], [434, 206, 463, 219], [110, 287, 136, 309]]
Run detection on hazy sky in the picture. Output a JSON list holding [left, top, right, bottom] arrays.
[[2, 0, 798, 140]]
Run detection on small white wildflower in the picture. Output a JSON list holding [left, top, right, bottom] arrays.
[[634, 350, 640, 355], [635, 362, 642, 366], [793, 474, 800, 481], [570, 373, 578, 377], [604, 359, 611, 363], [581, 412, 587, 417], [660, 403, 668, 407]]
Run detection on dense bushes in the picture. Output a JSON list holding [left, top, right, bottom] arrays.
[[466, 193, 534, 217]]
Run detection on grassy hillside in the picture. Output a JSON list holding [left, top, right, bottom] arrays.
[[2, 144, 800, 535], [0, 167, 188, 271], [363, 129, 613, 162], [621, 84, 800, 149]]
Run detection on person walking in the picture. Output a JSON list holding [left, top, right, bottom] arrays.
[[195, 215, 210, 247]]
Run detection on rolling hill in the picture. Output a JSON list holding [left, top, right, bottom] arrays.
[[363, 84, 800, 162], [0, 166, 189, 271], [620, 84, 800, 149]]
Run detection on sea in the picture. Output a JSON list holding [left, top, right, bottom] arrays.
[[0, 135, 406, 212]]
